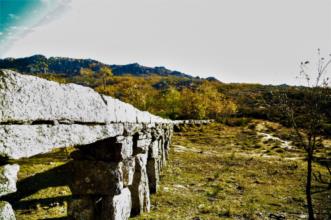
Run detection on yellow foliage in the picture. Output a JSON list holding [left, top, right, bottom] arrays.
[[40, 73, 237, 120]]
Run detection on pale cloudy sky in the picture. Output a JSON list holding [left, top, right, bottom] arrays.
[[1, 0, 331, 85]]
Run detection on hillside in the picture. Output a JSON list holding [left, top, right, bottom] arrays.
[[0, 55, 193, 78]]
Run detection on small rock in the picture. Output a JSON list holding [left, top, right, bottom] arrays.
[[269, 213, 286, 220]]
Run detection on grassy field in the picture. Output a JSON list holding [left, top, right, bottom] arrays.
[[10, 120, 331, 220], [133, 121, 331, 220]]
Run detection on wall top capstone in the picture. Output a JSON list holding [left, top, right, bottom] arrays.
[[0, 69, 172, 125], [0, 69, 172, 159]]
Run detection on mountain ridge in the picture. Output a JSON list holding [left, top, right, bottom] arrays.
[[0, 54, 200, 79]]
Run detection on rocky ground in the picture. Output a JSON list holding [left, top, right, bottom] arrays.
[[9, 120, 331, 219]]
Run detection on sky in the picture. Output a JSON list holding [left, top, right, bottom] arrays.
[[0, 0, 330, 85]]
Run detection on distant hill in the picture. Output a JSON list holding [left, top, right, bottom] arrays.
[[0, 55, 194, 78]]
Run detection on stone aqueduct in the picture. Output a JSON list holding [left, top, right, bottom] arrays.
[[0, 70, 211, 219]]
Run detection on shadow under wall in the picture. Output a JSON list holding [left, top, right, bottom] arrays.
[[2, 162, 74, 211]]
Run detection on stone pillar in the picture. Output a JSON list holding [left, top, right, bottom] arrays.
[[100, 188, 132, 220], [147, 140, 161, 194], [129, 129, 153, 216], [68, 136, 133, 220], [67, 196, 96, 220], [0, 164, 19, 220], [129, 153, 150, 216], [147, 125, 173, 194], [67, 123, 173, 219]]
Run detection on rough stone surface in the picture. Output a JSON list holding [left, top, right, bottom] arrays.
[[67, 126, 173, 219], [72, 135, 132, 162], [123, 123, 144, 136], [0, 69, 171, 125], [130, 153, 150, 216], [0, 69, 114, 123], [101, 188, 132, 220], [69, 161, 123, 196], [159, 137, 167, 167], [163, 138, 171, 160], [0, 70, 174, 160], [0, 70, 178, 219], [0, 164, 19, 197], [122, 158, 135, 187], [67, 196, 95, 220], [147, 158, 160, 193], [0, 201, 15, 220], [0, 124, 124, 159], [134, 138, 152, 155], [116, 136, 134, 161], [149, 140, 160, 159]]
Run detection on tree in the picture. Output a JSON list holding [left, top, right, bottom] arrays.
[[180, 88, 206, 119], [198, 81, 237, 119], [98, 66, 113, 90], [79, 68, 93, 77], [178, 82, 237, 120], [276, 50, 331, 220], [161, 87, 182, 119]]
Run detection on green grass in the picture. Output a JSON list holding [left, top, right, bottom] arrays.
[[9, 148, 74, 220]]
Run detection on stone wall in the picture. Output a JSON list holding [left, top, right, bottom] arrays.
[[0, 70, 174, 219], [68, 123, 173, 219]]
